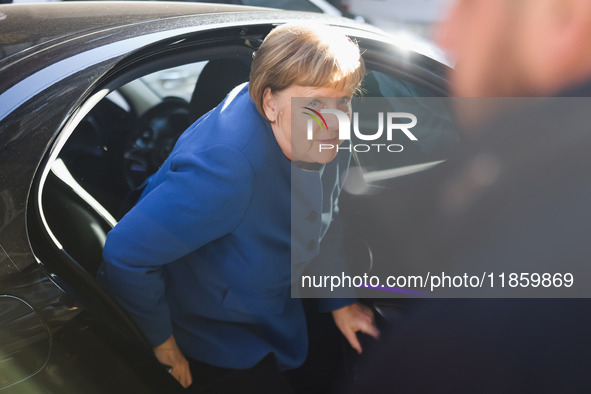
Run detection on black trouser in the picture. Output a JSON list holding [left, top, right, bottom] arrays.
[[186, 354, 295, 394], [185, 300, 347, 393]]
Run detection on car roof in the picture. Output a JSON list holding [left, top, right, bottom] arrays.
[[0, 3, 260, 59], [0, 2, 381, 62]]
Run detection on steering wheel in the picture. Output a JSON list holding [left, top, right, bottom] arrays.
[[123, 97, 191, 189]]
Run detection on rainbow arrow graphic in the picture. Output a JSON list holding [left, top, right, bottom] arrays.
[[302, 107, 328, 130]]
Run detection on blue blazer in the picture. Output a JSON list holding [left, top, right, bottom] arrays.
[[98, 83, 352, 370]]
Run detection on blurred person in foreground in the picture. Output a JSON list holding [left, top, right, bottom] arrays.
[[354, 0, 591, 392], [98, 23, 378, 393]]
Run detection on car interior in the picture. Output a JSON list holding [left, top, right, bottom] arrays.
[[42, 51, 254, 277]]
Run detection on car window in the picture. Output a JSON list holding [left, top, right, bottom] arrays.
[[138, 62, 207, 103], [352, 69, 458, 183]]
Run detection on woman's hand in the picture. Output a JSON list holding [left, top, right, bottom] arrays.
[[332, 302, 380, 354], [154, 335, 193, 388]]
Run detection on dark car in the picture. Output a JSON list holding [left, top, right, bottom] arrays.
[[0, 2, 455, 392], [168, 0, 366, 21]]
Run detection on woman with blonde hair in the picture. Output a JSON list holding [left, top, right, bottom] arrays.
[[98, 23, 378, 393]]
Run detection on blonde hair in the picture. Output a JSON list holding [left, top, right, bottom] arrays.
[[249, 23, 365, 120]]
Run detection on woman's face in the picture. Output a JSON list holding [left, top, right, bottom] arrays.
[[263, 85, 353, 164]]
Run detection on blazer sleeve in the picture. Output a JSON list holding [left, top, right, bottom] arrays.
[[99, 144, 254, 347]]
